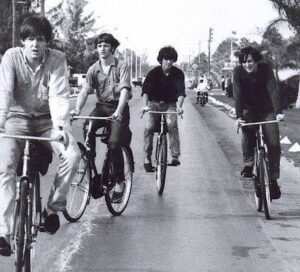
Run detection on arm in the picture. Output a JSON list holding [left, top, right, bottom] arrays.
[[233, 67, 243, 119], [0, 50, 14, 128], [266, 66, 282, 114], [176, 71, 186, 113], [113, 88, 129, 120]]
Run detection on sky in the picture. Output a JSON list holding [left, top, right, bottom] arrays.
[[45, 0, 289, 64]]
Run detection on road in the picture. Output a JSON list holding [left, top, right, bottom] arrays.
[[2, 89, 300, 272]]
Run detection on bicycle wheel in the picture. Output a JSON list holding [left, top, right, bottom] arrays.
[[253, 151, 262, 212], [63, 144, 91, 222], [200, 96, 205, 107], [15, 180, 28, 272], [105, 147, 134, 216], [156, 134, 167, 195], [259, 150, 271, 220]]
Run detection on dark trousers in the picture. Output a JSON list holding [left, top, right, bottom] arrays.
[[87, 102, 131, 182], [241, 110, 281, 180]]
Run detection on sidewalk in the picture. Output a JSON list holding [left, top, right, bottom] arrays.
[[207, 88, 300, 167]]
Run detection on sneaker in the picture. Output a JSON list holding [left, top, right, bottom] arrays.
[[170, 156, 181, 166], [42, 209, 60, 235], [112, 181, 126, 203], [91, 174, 105, 199], [0, 237, 11, 257], [241, 166, 253, 178], [270, 180, 281, 200]]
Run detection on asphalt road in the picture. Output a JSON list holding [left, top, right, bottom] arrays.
[[2, 89, 300, 272]]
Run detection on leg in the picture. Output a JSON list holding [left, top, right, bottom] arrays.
[[262, 113, 281, 180], [166, 103, 180, 158], [241, 110, 256, 176]]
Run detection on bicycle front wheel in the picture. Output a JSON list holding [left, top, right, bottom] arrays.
[[63, 144, 91, 222], [15, 181, 28, 272], [156, 134, 168, 195], [105, 146, 134, 216], [259, 150, 271, 220]]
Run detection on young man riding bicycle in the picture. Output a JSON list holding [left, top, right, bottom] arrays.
[[0, 16, 80, 256], [142, 46, 185, 172], [233, 46, 284, 199], [70, 33, 132, 202]]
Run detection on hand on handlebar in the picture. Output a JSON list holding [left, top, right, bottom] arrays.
[[70, 109, 80, 121], [276, 113, 285, 122], [235, 118, 246, 132], [177, 107, 184, 115], [141, 106, 150, 118]]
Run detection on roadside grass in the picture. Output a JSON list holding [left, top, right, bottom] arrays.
[[207, 90, 300, 167]]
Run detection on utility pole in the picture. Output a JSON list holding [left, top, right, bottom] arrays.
[[12, 0, 16, 47], [135, 52, 138, 79], [130, 50, 133, 83], [40, 0, 45, 16], [208, 27, 213, 79]]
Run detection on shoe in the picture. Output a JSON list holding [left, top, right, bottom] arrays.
[[91, 174, 105, 199], [241, 166, 253, 178], [144, 163, 155, 172], [0, 237, 11, 257], [170, 157, 181, 166], [112, 181, 125, 203], [270, 180, 281, 200], [42, 209, 60, 235]]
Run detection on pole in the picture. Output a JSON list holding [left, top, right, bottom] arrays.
[[135, 52, 138, 79], [130, 50, 133, 83], [139, 56, 142, 78], [12, 0, 16, 47], [40, 0, 45, 16]]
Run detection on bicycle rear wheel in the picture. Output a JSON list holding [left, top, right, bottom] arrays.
[[105, 147, 134, 216], [15, 181, 28, 272], [156, 134, 167, 195], [259, 151, 271, 220], [63, 144, 91, 222]]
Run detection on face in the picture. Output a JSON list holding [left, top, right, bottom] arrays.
[[22, 36, 48, 62], [242, 54, 258, 73], [97, 42, 113, 59], [161, 58, 174, 72]]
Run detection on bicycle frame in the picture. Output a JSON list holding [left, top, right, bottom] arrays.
[[0, 133, 64, 271]]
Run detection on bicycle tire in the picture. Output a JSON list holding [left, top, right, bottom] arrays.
[[63, 143, 91, 222], [259, 150, 271, 220], [253, 150, 262, 212], [105, 146, 134, 216], [200, 96, 205, 107], [15, 181, 28, 272], [156, 134, 167, 195]]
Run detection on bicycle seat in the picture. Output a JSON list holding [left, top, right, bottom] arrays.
[[17, 141, 52, 176]]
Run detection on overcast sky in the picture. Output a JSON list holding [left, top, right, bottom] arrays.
[[46, 0, 286, 64]]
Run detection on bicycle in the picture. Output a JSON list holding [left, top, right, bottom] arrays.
[[239, 120, 280, 220], [142, 111, 182, 195], [0, 133, 66, 272], [63, 116, 134, 222]]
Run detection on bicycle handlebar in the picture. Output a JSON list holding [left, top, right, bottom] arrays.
[[240, 120, 279, 127], [0, 133, 65, 143], [141, 110, 183, 119], [72, 115, 114, 121]]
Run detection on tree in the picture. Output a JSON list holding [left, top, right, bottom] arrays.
[[268, 0, 300, 34], [47, 0, 96, 73]]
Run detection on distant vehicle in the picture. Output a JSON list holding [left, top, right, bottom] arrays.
[[132, 77, 143, 87]]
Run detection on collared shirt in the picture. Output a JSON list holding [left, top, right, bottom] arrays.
[[83, 57, 131, 103], [233, 62, 282, 119], [142, 65, 186, 102], [0, 47, 71, 128]]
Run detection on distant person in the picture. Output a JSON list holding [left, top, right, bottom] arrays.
[[225, 74, 233, 97], [141, 46, 185, 172], [233, 46, 284, 199], [196, 77, 209, 103], [221, 75, 225, 91]]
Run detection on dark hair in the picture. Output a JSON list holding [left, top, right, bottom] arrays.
[[94, 33, 120, 53], [157, 46, 178, 64], [20, 16, 52, 43], [238, 46, 262, 64]]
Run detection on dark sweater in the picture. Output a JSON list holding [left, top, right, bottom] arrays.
[[142, 66, 186, 102], [233, 62, 282, 119]]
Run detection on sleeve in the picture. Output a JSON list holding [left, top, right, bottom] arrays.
[[266, 65, 282, 114], [0, 51, 15, 127], [48, 55, 71, 128], [82, 68, 96, 95], [116, 62, 131, 92], [233, 67, 243, 119], [141, 71, 151, 97], [177, 71, 186, 98]]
